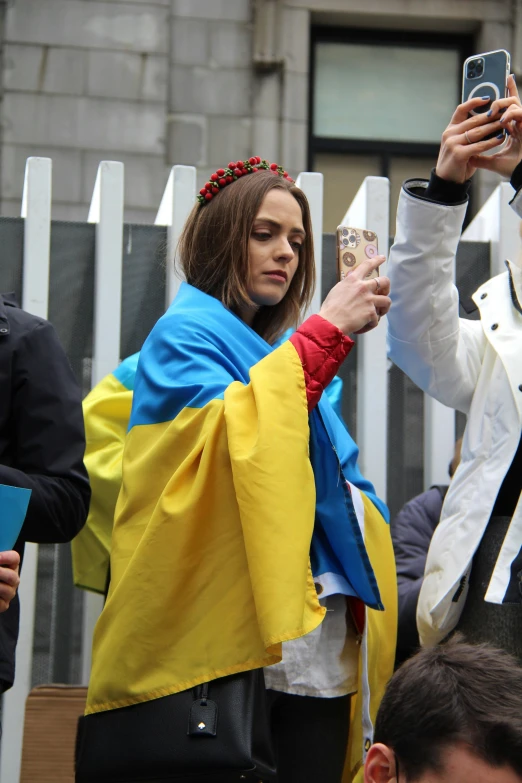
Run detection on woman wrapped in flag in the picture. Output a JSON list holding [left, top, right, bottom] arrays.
[[82, 158, 397, 782]]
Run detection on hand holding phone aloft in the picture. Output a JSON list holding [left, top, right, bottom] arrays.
[[469, 74, 522, 178], [435, 93, 507, 184], [319, 253, 390, 337], [437, 59, 522, 184]]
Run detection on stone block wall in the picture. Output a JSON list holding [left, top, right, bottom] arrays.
[[2, 0, 170, 222], [0, 0, 516, 221], [0, 0, 313, 222], [167, 0, 254, 186]]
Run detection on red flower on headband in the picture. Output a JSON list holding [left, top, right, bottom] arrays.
[[197, 157, 294, 204]]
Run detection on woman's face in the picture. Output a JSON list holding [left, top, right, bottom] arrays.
[[242, 188, 305, 324]]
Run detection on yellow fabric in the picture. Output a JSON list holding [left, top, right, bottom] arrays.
[[345, 492, 397, 782], [86, 341, 326, 713], [71, 374, 132, 594]]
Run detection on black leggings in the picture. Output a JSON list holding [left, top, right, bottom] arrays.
[[267, 689, 351, 783]]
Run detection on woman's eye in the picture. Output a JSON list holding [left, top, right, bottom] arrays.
[[291, 242, 302, 251], [252, 232, 271, 241]]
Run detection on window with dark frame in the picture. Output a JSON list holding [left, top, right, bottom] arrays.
[[309, 27, 474, 233]]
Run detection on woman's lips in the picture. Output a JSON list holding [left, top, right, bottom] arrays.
[[264, 270, 287, 282]]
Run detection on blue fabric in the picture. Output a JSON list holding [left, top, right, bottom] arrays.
[[324, 375, 343, 421], [114, 353, 140, 391], [131, 283, 386, 609]]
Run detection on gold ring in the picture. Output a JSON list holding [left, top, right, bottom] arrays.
[[374, 277, 381, 293]]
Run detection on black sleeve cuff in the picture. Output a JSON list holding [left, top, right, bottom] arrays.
[[424, 169, 472, 205], [510, 160, 522, 193]]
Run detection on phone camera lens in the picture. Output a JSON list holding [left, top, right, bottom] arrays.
[[468, 59, 484, 79]]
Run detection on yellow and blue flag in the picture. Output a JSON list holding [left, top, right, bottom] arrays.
[[84, 283, 396, 775], [73, 346, 346, 596], [71, 353, 138, 594]]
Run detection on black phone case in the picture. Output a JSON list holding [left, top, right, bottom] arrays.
[[462, 50, 510, 139]]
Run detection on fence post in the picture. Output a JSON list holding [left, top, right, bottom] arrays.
[[80, 162, 125, 685], [341, 177, 389, 501], [423, 396, 456, 490], [0, 157, 52, 783], [155, 165, 196, 307], [295, 172, 323, 317]]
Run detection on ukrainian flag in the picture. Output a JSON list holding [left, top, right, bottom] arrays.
[[84, 283, 396, 777], [71, 353, 138, 594], [73, 349, 345, 596]]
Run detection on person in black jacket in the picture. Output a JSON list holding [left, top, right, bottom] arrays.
[[0, 293, 90, 692], [391, 439, 462, 665]]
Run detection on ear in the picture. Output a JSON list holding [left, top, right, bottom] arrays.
[[364, 743, 398, 783]]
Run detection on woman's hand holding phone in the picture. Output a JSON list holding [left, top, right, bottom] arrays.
[[319, 254, 390, 337], [435, 95, 507, 183], [436, 75, 522, 183], [469, 75, 522, 177]]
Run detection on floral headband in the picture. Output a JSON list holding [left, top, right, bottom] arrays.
[[197, 156, 294, 204]]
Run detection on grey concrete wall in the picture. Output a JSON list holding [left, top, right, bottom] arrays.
[[168, 0, 253, 182], [2, 0, 170, 221], [0, 0, 516, 221], [0, 0, 314, 220]]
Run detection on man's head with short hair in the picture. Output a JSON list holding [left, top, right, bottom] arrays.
[[364, 637, 522, 782]]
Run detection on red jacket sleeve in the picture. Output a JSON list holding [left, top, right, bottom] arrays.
[[289, 314, 353, 411]]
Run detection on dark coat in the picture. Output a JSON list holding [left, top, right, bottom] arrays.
[[391, 485, 447, 665], [0, 293, 90, 690]]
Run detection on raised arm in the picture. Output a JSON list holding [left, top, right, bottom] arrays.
[[389, 76, 522, 413], [387, 181, 485, 414]]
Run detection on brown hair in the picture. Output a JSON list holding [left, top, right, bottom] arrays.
[[374, 636, 522, 779], [178, 170, 315, 344]]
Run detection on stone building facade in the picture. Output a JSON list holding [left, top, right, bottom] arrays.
[[1, 0, 521, 224]]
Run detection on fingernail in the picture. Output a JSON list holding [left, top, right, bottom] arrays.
[[497, 133, 505, 139], [499, 115, 505, 123], [482, 95, 490, 100], [487, 110, 493, 117], [505, 128, 511, 136], [513, 74, 516, 83]]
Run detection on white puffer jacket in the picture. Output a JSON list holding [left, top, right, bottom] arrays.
[[387, 182, 522, 647]]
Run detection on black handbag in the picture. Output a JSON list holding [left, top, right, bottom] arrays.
[[75, 668, 277, 783]]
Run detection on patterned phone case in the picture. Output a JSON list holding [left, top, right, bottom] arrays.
[[336, 226, 378, 281]]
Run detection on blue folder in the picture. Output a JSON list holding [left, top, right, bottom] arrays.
[[0, 484, 31, 550]]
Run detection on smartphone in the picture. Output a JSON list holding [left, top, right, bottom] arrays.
[[462, 49, 510, 141], [336, 226, 379, 282]]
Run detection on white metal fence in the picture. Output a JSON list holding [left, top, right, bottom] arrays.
[[0, 157, 516, 781]]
